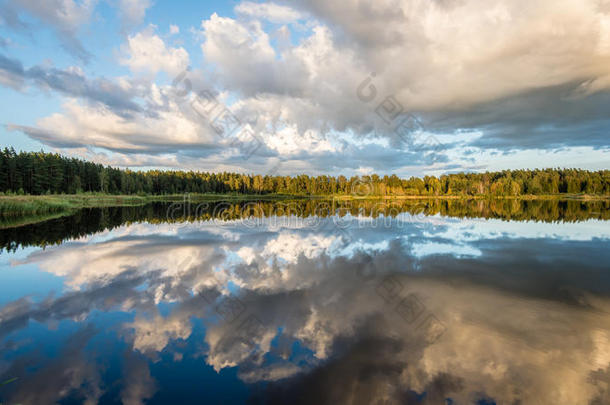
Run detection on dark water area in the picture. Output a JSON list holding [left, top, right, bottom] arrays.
[[1, 198, 609, 253], [0, 199, 610, 404]]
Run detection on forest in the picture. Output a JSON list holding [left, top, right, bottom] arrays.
[[1, 148, 609, 197]]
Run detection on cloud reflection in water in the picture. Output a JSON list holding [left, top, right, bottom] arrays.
[[1, 211, 610, 404]]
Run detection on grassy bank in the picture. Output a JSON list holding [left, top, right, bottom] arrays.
[[0, 193, 313, 219], [0, 194, 151, 217], [0, 194, 157, 228]]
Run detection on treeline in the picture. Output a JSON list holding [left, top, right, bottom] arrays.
[[1, 148, 609, 196]]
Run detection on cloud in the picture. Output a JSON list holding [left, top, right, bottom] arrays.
[[7, 90, 222, 155], [200, 13, 302, 95], [120, 351, 157, 405], [0, 52, 25, 88], [120, 26, 190, 76], [0, 325, 103, 404], [0, 53, 141, 113], [3, 45, 446, 172], [282, 0, 610, 149], [3, 0, 97, 62], [3, 0, 610, 173], [129, 315, 192, 353], [0, 269, 149, 339], [0, 4, 28, 30], [117, 0, 152, 31], [420, 81, 610, 150], [254, 335, 461, 405], [235, 1, 304, 24], [195, 0, 610, 155]]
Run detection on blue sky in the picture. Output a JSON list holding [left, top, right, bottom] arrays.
[[0, 0, 233, 149], [0, 0, 609, 176]]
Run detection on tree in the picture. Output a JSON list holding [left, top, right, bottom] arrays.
[[0, 150, 608, 198]]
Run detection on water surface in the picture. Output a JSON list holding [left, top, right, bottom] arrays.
[[1, 199, 609, 404]]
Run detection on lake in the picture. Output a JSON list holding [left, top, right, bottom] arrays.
[[1, 198, 609, 404]]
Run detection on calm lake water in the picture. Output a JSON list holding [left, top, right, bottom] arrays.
[[1, 199, 609, 404]]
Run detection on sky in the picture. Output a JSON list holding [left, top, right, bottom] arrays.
[[0, 0, 609, 177]]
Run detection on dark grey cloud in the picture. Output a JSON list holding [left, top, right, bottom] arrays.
[[0, 53, 141, 114], [0, 51, 24, 88], [310, 142, 449, 172], [5, 124, 87, 148], [291, 0, 409, 49], [7, 124, 228, 159], [425, 82, 610, 150], [55, 29, 91, 64], [214, 140, 449, 175], [590, 365, 610, 405], [0, 3, 28, 31], [2, 0, 94, 63]]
